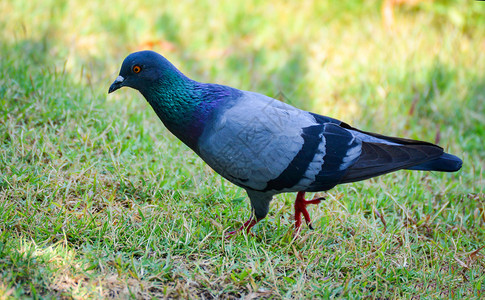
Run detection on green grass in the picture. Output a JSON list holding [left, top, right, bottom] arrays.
[[1, 0, 484, 298]]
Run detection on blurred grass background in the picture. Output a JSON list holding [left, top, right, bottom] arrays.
[[0, 0, 484, 298]]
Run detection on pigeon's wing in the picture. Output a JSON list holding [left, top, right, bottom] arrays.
[[197, 91, 360, 193]]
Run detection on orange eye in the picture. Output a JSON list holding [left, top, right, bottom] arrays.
[[132, 65, 141, 74]]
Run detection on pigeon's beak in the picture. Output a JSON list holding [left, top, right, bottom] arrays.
[[108, 75, 125, 94]]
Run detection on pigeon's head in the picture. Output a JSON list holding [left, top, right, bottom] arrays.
[[109, 50, 183, 94]]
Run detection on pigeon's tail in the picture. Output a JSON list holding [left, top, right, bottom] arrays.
[[340, 142, 442, 183], [406, 153, 462, 172], [337, 126, 463, 184]]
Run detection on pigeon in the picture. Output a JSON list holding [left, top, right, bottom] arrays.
[[109, 50, 462, 234]]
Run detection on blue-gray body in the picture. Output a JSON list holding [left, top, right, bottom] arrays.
[[109, 51, 462, 223]]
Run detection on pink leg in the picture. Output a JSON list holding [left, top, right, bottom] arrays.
[[294, 191, 324, 231], [226, 218, 258, 237]]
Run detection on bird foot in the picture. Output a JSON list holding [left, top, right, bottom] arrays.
[[225, 218, 258, 238], [294, 191, 324, 231]]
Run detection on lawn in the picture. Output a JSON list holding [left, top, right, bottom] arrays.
[[0, 0, 484, 298]]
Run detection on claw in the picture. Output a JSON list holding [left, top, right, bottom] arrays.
[[226, 218, 258, 238], [294, 192, 324, 231]]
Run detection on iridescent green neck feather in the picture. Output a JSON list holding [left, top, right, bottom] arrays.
[[139, 74, 241, 152]]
